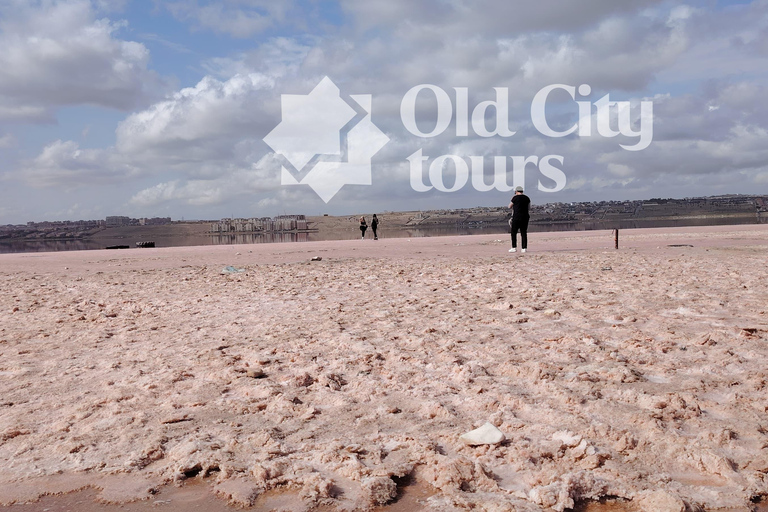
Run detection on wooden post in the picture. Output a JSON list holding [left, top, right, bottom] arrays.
[[614, 229, 619, 250]]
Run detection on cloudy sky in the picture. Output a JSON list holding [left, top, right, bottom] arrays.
[[0, 0, 767, 224]]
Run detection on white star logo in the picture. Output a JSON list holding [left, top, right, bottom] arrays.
[[264, 77, 390, 202]]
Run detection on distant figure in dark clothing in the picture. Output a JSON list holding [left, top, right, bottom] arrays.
[[508, 186, 530, 253], [371, 214, 379, 240], [359, 216, 367, 239]]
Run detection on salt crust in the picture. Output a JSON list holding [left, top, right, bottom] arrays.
[[1, 227, 768, 511]]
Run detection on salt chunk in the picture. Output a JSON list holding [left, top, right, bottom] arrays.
[[552, 430, 582, 447], [636, 489, 685, 512], [362, 476, 397, 505], [460, 422, 505, 446], [572, 439, 590, 458], [246, 368, 265, 379]]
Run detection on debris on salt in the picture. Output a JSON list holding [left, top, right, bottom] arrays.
[[460, 422, 505, 446], [246, 368, 265, 379], [362, 476, 397, 506], [552, 430, 582, 447]]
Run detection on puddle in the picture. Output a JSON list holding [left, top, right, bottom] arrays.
[[0, 477, 436, 512], [0, 479, 764, 512], [576, 499, 636, 511], [0, 480, 231, 512]]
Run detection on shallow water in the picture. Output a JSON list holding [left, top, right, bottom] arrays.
[[1, 481, 764, 512], [0, 486, 622, 512], [1, 215, 763, 253]]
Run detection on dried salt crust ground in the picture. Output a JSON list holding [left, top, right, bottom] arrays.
[[1, 226, 768, 511]]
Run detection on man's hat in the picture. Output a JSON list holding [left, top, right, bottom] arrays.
[[515, 186, 524, 192]]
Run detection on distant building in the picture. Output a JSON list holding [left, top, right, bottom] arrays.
[[139, 217, 172, 226], [211, 215, 307, 233], [106, 216, 132, 227]]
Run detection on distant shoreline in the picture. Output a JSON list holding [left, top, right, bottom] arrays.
[[0, 212, 764, 254]]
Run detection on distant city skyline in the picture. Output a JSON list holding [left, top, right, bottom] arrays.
[[5, 192, 765, 227], [1, 0, 767, 224]]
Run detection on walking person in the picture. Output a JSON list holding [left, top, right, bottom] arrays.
[[371, 214, 379, 240], [359, 216, 367, 239], [508, 186, 531, 253]]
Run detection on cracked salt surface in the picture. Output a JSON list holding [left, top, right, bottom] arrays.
[[1, 227, 768, 511]]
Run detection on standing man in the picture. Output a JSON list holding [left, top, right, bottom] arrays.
[[371, 214, 379, 240], [508, 186, 531, 253]]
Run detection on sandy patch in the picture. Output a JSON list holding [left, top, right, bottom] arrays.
[[1, 225, 768, 511]]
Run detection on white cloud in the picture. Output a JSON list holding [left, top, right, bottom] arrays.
[[129, 155, 281, 208], [0, 0, 164, 121], [48, 202, 103, 221], [257, 196, 281, 208], [14, 68, 286, 208], [92, 0, 129, 11], [201, 37, 314, 79], [340, 0, 667, 34], [0, 133, 16, 148], [164, 0, 293, 38], [136, 32, 192, 54], [129, 180, 217, 207], [114, 72, 277, 166], [668, 5, 696, 23], [292, 3, 690, 105], [18, 139, 140, 187], [596, 123, 768, 180], [608, 163, 634, 177]]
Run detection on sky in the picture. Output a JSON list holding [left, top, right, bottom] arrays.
[[1, 0, 767, 223]]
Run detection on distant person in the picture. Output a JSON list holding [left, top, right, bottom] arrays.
[[359, 216, 367, 239], [508, 186, 530, 253], [371, 214, 379, 240]]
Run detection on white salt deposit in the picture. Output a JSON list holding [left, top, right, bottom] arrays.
[[459, 422, 506, 446], [1, 226, 768, 511]]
